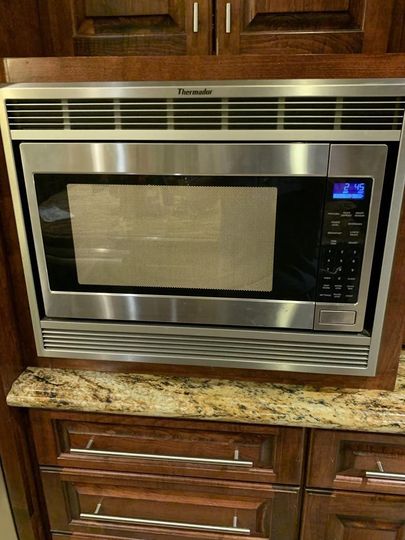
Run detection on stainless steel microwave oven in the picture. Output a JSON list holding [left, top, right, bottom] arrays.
[[0, 80, 404, 376]]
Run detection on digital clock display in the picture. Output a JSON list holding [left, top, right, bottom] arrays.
[[333, 182, 366, 200]]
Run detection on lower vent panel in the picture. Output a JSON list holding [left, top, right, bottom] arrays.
[[42, 328, 370, 370]]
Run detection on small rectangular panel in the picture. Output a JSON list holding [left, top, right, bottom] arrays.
[[68, 184, 277, 291], [319, 310, 356, 325], [84, 0, 170, 17]]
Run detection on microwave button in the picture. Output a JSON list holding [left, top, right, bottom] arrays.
[[318, 293, 333, 300], [319, 310, 357, 325], [343, 293, 357, 302]]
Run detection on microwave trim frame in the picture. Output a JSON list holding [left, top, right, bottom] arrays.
[[1, 79, 404, 377]]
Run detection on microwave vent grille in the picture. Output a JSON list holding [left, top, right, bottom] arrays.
[[6, 97, 405, 131], [41, 328, 370, 369]]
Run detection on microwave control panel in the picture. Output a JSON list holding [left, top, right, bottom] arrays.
[[317, 178, 372, 304]]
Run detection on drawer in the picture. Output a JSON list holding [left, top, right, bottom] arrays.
[[308, 430, 405, 495], [30, 410, 305, 484], [42, 468, 300, 540], [301, 490, 405, 539]]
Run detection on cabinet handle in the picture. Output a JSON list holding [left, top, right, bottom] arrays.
[[365, 458, 405, 481], [193, 2, 199, 32], [71, 447, 254, 467], [225, 2, 232, 33], [365, 471, 405, 481], [80, 512, 251, 535]]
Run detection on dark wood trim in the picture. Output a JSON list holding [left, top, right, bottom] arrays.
[[0, 139, 47, 539], [1, 54, 404, 390], [389, 0, 405, 52], [6, 53, 405, 82], [0, 1, 44, 58]]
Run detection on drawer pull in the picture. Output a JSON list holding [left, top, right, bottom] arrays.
[[71, 447, 254, 467], [193, 2, 199, 32], [225, 2, 232, 33], [365, 459, 405, 481], [80, 512, 251, 535], [365, 471, 405, 481]]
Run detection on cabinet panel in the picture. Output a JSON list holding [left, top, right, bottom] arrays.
[[42, 468, 300, 540], [38, 0, 212, 56], [30, 410, 305, 485], [216, 0, 394, 55], [308, 430, 405, 495], [301, 490, 405, 539]]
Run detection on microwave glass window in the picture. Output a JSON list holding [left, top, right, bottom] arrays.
[[67, 184, 277, 292], [34, 174, 324, 302]]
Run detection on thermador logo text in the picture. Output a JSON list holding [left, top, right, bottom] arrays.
[[178, 88, 213, 96]]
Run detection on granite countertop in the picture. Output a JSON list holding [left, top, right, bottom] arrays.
[[6, 355, 405, 434]]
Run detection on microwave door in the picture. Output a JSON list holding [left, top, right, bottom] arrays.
[[20, 142, 329, 330]]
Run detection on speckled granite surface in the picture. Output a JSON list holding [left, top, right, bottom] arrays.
[[6, 355, 405, 433]]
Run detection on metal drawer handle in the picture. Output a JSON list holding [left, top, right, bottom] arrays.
[[365, 459, 405, 481], [193, 2, 199, 32], [71, 447, 253, 467], [225, 2, 232, 33], [80, 512, 251, 535], [365, 471, 405, 481]]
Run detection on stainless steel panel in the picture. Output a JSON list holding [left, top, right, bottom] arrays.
[[7, 96, 403, 133], [319, 310, 356, 325], [20, 142, 329, 176], [314, 144, 388, 333], [0, 465, 18, 540], [39, 319, 372, 375], [1, 80, 405, 376], [4, 79, 405, 100], [9, 130, 402, 142], [367, 120, 405, 376], [44, 296, 315, 329], [20, 142, 327, 328]]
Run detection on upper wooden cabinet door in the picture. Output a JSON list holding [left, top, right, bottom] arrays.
[[216, 0, 395, 54], [39, 0, 213, 56]]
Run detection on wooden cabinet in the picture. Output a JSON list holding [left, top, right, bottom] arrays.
[[42, 468, 300, 539], [301, 491, 405, 540], [8, 0, 400, 58], [307, 430, 405, 496], [216, 0, 395, 54], [30, 410, 303, 539], [30, 410, 305, 485], [301, 429, 405, 539], [38, 0, 213, 56]]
